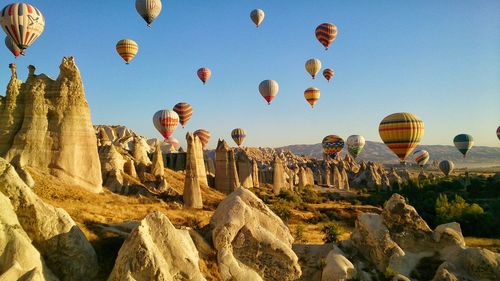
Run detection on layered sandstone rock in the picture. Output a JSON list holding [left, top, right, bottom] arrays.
[[0, 58, 102, 192], [183, 133, 203, 209], [272, 156, 284, 194], [237, 152, 254, 188], [215, 139, 239, 194]]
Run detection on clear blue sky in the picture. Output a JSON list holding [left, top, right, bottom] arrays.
[[1, 0, 499, 149]]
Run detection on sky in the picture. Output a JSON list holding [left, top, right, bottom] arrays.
[[0, 0, 499, 149]]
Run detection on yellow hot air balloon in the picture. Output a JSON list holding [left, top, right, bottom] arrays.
[[305, 58, 322, 79], [379, 112, 424, 162], [304, 87, 320, 108], [116, 39, 138, 64], [1, 3, 45, 54]]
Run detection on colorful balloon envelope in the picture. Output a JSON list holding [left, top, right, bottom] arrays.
[[453, 134, 474, 158], [305, 58, 322, 79], [315, 23, 337, 50], [231, 128, 246, 147], [4, 36, 20, 58], [346, 135, 366, 159], [304, 87, 320, 108], [323, 68, 334, 82], [439, 160, 454, 176], [152, 109, 179, 140], [259, 80, 279, 105], [193, 129, 211, 149], [173, 102, 193, 128], [135, 0, 162, 27], [1, 3, 45, 53], [412, 149, 429, 168], [116, 39, 138, 64], [250, 9, 265, 27], [166, 136, 180, 150], [197, 67, 211, 84], [322, 135, 345, 159], [379, 112, 424, 162]]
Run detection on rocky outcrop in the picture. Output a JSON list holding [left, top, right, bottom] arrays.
[[210, 188, 301, 281], [108, 211, 206, 281], [184, 133, 203, 209], [0, 58, 102, 192], [215, 139, 239, 194], [237, 152, 254, 188], [273, 156, 285, 194], [150, 143, 165, 179], [251, 159, 260, 188], [0, 158, 98, 281], [321, 246, 356, 281]]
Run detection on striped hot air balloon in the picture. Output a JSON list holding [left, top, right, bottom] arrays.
[[413, 149, 429, 168], [135, 0, 162, 27], [5, 36, 20, 58], [379, 112, 424, 162], [166, 136, 180, 150], [323, 68, 334, 82], [116, 39, 138, 64], [315, 23, 337, 50], [197, 67, 211, 84], [453, 134, 474, 158], [259, 80, 279, 105], [322, 135, 344, 159], [304, 87, 320, 108], [1, 3, 45, 53], [173, 102, 193, 128], [439, 160, 454, 176], [231, 128, 246, 147], [152, 109, 179, 140], [250, 9, 265, 27], [346, 135, 366, 159], [194, 129, 211, 149], [305, 58, 322, 79]]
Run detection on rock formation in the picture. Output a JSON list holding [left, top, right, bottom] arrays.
[[215, 139, 239, 194], [108, 211, 206, 281], [183, 133, 203, 209], [273, 155, 285, 194], [210, 188, 301, 280], [251, 159, 260, 188], [237, 151, 254, 188], [0, 58, 102, 192], [321, 246, 356, 281], [150, 142, 165, 179]]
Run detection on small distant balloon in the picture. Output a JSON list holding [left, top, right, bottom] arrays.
[[315, 23, 337, 50], [304, 87, 320, 108], [413, 149, 429, 168], [322, 135, 344, 159], [135, 0, 162, 27], [166, 136, 180, 150], [5, 36, 21, 58], [152, 109, 179, 140], [305, 58, 322, 79], [231, 128, 246, 147], [439, 160, 454, 176], [346, 135, 366, 159], [173, 102, 193, 128], [197, 67, 212, 84], [1, 3, 45, 54], [497, 126, 500, 141], [194, 129, 211, 149], [116, 39, 138, 64], [259, 80, 279, 105], [323, 68, 334, 82], [453, 134, 474, 158], [250, 9, 265, 27], [379, 112, 424, 162]]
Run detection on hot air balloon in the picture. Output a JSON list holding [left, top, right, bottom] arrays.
[[116, 39, 138, 64], [413, 149, 429, 168], [259, 80, 279, 105], [315, 23, 337, 50], [231, 128, 246, 147], [323, 68, 334, 82], [197, 67, 211, 84], [173, 102, 193, 128], [439, 160, 454, 176], [379, 112, 424, 162], [453, 134, 474, 158], [194, 129, 211, 149], [322, 135, 344, 159], [166, 136, 180, 150], [1, 3, 45, 54], [152, 109, 179, 140], [304, 87, 320, 108], [135, 0, 162, 27], [250, 9, 265, 27], [305, 58, 322, 79], [497, 126, 500, 141], [4, 36, 20, 58], [346, 135, 365, 159]]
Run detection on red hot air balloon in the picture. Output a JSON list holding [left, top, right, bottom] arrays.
[[173, 102, 193, 128], [197, 67, 211, 84]]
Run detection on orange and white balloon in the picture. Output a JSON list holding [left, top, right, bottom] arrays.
[[153, 109, 179, 140]]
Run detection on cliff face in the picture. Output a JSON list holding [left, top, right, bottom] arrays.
[[0, 57, 102, 192]]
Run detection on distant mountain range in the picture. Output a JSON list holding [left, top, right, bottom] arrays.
[[278, 141, 500, 167]]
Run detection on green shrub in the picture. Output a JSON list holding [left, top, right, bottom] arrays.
[[271, 205, 291, 223], [278, 190, 303, 204], [436, 194, 484, 224], [294, 224, 305, 242], [321, 222, 342, 243]]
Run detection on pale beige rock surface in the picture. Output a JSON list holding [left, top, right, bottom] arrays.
[[150, 142, 165, 178], [321, 246, 356, 281], [272, 156, 284, 194], [183, 133, 203, 209]]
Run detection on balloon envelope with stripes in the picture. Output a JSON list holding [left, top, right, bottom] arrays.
[[304, 87, 320, 108], [378, 112, 424, 162], [166, 136, 180, 151], [305, 58, 322, 79], [259, 80, 279, 105], [315, 23, 337, 50], [453, 134, 474, 158], [135, 0, 162, 27], [322, 135, 344, 159], [231, 128, 246, 147], [197, 67, 211, 84], [5, 36, 20, 58], [412, 149, 429, 168], [194, 129, 211, 149], [173, 102, 193, 128], [439, 160, 454, 176], [152, 109, 179, 140], [1, 3, 45, 53], [116, 39, 138, 64], [323, 68, 334, 82]]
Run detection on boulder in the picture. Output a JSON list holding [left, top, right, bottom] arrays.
[[108, 211, 206, 281], [321, 246, 356, 281], [0, 58, 102, 192], [461, 247, 500, 280], [211, 188, 301, 281], [0, 158, 98, 281]]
